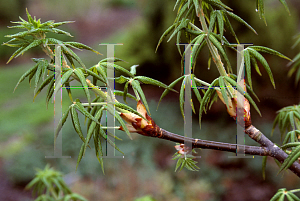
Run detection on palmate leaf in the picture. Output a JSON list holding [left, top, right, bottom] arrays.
[[246, 47, 276, 88], [272, 105, 300, 136], [278, 145, 300, 174]]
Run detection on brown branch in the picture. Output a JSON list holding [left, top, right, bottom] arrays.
[[245, 125, 300, 177]]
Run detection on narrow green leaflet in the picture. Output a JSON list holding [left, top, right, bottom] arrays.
[[33, 74, 55, 100], [208, 10, 217, 34], [100, 62, 134, 78], [256, 0, 266, 25], [278, 145, 300, 174], [225, 11, 257, 34], [134, 76, 177, 92], [247, 48, 275, 88], [64, 42, 101, 54], [158, 75, 185, 109], [131, 79, 150, 115], [73, 100, 99, 124], [156, 23, 176, 52], [179, 75, 188, 119], [218, 76, 230, 110], [244, 50, 253, 89], [70, 106, 86, 145], [123, 81, 129, 103], [167, 18, 190, 43], [14, 62, 39, 92], [84, 107, 104, 156], [208, 34, 231, 70], [130, 65, 139, 76], [53, 69, 73, 95], [113, 89, 137, 102], [106, 104, 132, 139], [191, 75, 203, 104], [76, 143, 85, 170], [262, 155, 267, 180], [191, 34, 206, 68], [98, 126, 124, 154], [115, 75, 128, 84], [73, 68, 91, 106], [85, 68, 106, 84], [17, 40, 42, 58], [216, 10, 224, 39], [251, 46, 291, 61]]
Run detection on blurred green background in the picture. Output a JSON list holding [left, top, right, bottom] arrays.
[[0, 0, 300, 200]]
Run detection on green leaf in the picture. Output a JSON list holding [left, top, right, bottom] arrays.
[[100, 62, 134, 78], [218, 76, 230, 110], [191, 75, 203, 104], [256, 0, 266, 25], [225, 11, 257, 34], [84, 107, 103, 155], [123, 81, 129, 103], [70, 106, 86, 145], [131, 79, 150, 115], [179, 75, 188, 119], [208, 10, 217, 34], [278, 0, 290, 15], [53, 69, 73, 95], [115, 75, 128, 84], [76, 143, 85, 170], [73, 68, 91, 107], [33, 74, 54, 100], [167, 19, 190, 43], [16, 40, 42, 58], [73, 100, 99, 124], [135, 76, 177, 92], [278, 145, 300, 174], [216, 10, 224, 38], [106, 104, 132, 139], [130, 65, 139, 76], [251, 46, 291, 61], [14, 63, 39, 92], [156, 23, 176, 52], [208, 34, 231, 71], [224, 76, 261, 116], [64, 42, 101, 55], [262, 156, 267, 180], [248, 48, 275, 88], [85, 68, 106, 84], [244, 50, 252, 89], [158, 76, 184, 109]]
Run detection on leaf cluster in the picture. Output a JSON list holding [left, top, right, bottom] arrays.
[[25, 164, 88, 201]]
